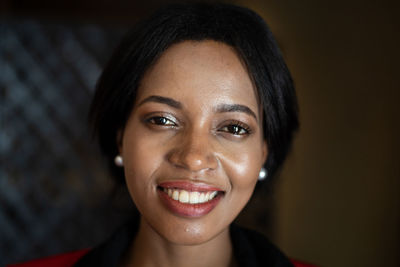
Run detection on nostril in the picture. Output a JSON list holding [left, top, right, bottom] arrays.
[[166, 146, 218, 172]]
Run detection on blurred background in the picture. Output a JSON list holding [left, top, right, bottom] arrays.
[[1, 0, 399, 266]]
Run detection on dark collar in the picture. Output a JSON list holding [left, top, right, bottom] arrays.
[[75, 219, 293, 267]]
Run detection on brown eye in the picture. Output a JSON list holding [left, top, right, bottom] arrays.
[[147, 116, 176, 126], [220, 123, 250, 136]]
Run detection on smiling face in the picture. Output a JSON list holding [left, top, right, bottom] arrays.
[[120, 40, 267, 245]]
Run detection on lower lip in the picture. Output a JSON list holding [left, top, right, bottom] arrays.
[[157, 189, 223, 218]]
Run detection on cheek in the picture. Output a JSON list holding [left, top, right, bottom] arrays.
[[229, 155, 259, 196], [121, 129, 165, 208], [222, 139, 263, 179], [218, 139, 264, 203]]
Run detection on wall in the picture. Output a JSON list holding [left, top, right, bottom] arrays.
[[235, 1, 400, 266]]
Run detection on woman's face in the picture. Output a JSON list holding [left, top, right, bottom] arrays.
[[120, 40, 267, 245]]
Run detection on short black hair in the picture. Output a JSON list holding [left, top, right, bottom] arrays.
[[89, 2, 299, 184]]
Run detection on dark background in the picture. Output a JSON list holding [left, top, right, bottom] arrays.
[[1, 0, 399, 266]]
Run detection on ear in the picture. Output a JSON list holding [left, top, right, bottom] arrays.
[[262, 140, 268, 165], [116, 130, 124, 154]]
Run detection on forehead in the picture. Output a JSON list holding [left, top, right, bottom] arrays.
[[136, 40, 259, 113]]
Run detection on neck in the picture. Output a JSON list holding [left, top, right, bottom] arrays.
[[123, 217, 235, 267]]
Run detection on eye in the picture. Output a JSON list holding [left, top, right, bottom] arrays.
[[147, 116, 177, 126], [219, 121, 251, 136]]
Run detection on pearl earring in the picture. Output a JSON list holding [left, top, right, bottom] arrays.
[[114, 155, 124, 167], [258, 167, 267, 181]]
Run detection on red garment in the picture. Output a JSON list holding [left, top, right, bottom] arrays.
[[7, 249, 90, 267], [291, 259, 319, 267], [8, 249, 317, 267]]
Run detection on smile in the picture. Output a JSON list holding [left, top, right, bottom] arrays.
[[163, 188, 219, 204], [157, 181, 224, 217]]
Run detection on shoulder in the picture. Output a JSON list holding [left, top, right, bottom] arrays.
[[7, 249, 90, 267]]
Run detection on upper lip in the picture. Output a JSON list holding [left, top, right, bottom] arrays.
[[158, 180, 224, 192]]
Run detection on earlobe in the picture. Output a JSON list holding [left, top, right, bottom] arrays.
[[262, 140, 268, 165]]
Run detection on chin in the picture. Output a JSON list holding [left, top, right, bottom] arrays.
[[144, 213, 230, 246], [164, 223, 228, 246]]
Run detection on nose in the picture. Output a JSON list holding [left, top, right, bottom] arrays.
[[167, 128, 218, 172]]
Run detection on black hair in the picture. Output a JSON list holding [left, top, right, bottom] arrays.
[[89, 2, 299, 185]]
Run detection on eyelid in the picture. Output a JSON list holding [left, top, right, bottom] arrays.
[[143, 112, 180, 126], [218, 120, 253, 135]]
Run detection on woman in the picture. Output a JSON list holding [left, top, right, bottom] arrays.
[[10, 3, 315, 267]]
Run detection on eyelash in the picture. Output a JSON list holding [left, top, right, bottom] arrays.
[[146, 116, 177, 127], [218, 120, 252, 136], [145, 116, 252, 136]]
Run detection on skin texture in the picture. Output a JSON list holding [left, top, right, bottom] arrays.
[[119, 40, 267, 267]]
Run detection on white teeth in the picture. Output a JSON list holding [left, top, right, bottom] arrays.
[[199, 193, 205, 202], [189, 192, 200, 204], [163, 188, 219, 204], [209, 191, 218, 199], [179, 190, 189, 203], [172, 190, 179, 201]]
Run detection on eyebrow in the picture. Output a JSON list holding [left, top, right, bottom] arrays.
[[138, 95, 257, 120], [215, 104, 258, 120], [137, 95, 182, 109]]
